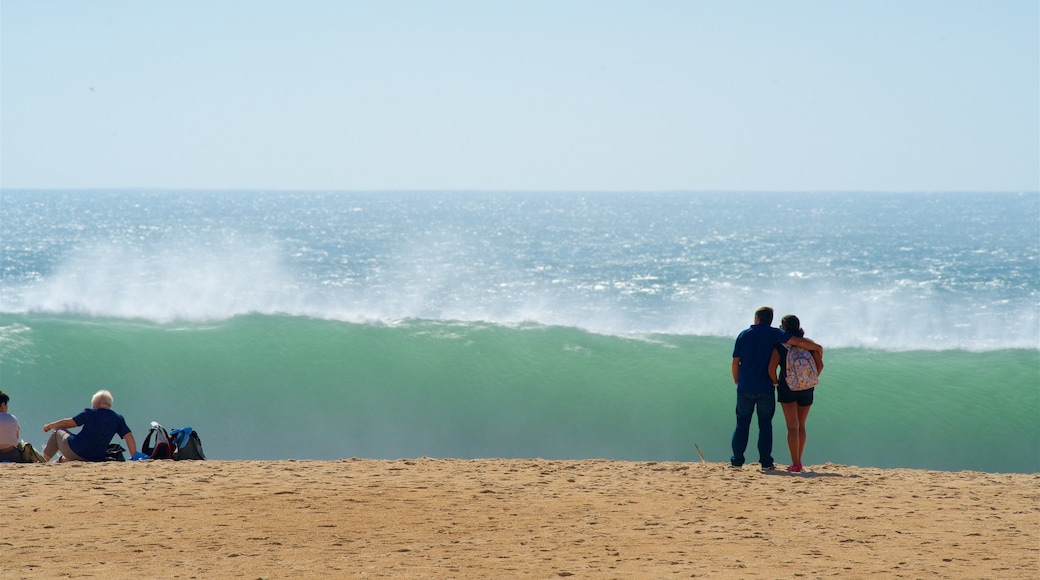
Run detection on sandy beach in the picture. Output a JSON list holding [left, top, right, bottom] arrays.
[[2, 459, 1037, 579]]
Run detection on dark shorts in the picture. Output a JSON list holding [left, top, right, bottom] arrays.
[[777, 383, 814, 406]]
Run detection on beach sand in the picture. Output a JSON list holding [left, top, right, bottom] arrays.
[[2, 459, 1037, 579]]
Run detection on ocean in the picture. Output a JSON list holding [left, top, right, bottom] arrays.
[[1, 190, 1037, 473]]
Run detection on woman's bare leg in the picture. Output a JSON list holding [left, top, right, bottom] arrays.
[[780, 402, 801, 466], [796, 405, 811, 465]]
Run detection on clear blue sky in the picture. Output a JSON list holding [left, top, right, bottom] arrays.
[[2, 1, 1037, 192]]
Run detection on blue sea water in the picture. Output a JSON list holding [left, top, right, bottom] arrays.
[[1, 190, 1037, 472]]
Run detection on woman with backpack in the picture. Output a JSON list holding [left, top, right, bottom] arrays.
[[769, 315, 824, 473], [42, 390, 138, 462]]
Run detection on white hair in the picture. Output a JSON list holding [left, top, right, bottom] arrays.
[[91, 390, 113, 409]]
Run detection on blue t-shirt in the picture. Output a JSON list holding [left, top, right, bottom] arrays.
[[68, 408, 132, 461], [732, 324, 792, 395]]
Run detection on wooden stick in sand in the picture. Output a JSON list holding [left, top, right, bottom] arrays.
[[694, 443, 706, 463]]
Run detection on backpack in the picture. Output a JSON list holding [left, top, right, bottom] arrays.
[[170, 427, 206, 461], [142, 421, 176, 459], [105, 443, 126, 462], [785, 345, 819, 391], [18, 441, 46, 463]]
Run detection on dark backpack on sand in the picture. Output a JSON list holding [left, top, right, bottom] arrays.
[[142, 421, 175, 459], [105, 443, 126, 461], [171, 427, 206, 460], [18, 441, 46, 463]]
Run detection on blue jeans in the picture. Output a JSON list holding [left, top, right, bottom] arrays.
[[730, 392, 775, 467]]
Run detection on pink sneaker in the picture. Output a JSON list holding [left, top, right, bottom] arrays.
[[786, 463, 802, 473]]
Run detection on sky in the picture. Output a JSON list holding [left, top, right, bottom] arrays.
[[2, 1, 1037, 192]]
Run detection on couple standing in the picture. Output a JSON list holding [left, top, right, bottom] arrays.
[[730, 306, 823, 472]]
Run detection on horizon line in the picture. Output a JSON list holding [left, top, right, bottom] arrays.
[[2, 187, 1037, 195]]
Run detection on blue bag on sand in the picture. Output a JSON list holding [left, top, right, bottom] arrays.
[[170, 427, 206, 460]]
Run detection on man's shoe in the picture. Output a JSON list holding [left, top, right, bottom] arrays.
[[760, 464, 776, 471], [729, 463, 742, 469]]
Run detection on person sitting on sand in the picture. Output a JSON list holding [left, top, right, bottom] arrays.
[[0, 391, 24, 463], [42, 390, 138, 462], [769, 315, 824, 473]]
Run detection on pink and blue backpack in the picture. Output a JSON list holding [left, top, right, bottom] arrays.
[[786, 345, 819, 391]]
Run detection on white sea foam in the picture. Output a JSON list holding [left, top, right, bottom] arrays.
[[10, 236, 304, 323], [6, 239, 1036, 352]]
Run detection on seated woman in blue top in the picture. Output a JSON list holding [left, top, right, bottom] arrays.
[[42, 390, 138, 462]]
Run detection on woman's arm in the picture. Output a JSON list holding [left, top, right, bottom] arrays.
[[812, 350, 824, 375], [43, 418, 77, 432]]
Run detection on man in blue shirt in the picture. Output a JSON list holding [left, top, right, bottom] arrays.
[[42, 390, 137, 462], [731, 306, 822, 470]]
